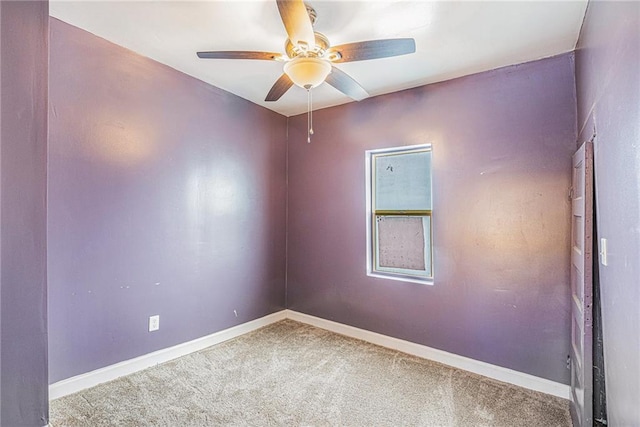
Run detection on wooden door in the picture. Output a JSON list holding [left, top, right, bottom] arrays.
[[569, 141, 594, 427]]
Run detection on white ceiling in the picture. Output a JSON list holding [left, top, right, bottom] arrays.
[[50, 1, 588, 117]]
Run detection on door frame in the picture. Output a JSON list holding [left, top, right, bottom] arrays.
[[569, 140, 594, 427]]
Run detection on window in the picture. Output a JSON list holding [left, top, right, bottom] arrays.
[[366, 144, 433, 284]]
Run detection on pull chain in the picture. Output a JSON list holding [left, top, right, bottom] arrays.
[[307, 88, 314, 143]]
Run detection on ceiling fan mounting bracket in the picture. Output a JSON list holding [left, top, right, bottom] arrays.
[[305, 3, 317, 26]]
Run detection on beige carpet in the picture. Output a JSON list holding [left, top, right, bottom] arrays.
[[50, 319, 571, 426]]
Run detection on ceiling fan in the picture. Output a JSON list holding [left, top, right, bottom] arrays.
[[196, 0, 416, 103]]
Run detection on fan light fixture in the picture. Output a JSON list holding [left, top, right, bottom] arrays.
[[283, 56, 331, 89], [284, 56, 332, 142]]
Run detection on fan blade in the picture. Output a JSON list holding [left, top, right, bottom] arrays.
[[265, 74, 294, 102], [325, 66, 369, 101], [328, 38, 416, 63], [276, 0, 315, 48], [197, 51, 283, 61]]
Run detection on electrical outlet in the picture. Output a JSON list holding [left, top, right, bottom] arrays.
[[149, 315, 160, 332]]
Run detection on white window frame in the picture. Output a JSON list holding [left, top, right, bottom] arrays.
[[365, 144, 433, 285]]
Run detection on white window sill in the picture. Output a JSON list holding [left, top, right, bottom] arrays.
[[367, 272, 434, 286]]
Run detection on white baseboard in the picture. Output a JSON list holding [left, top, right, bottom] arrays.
[[285, 310, 570, 399], [50, 308, 569, 401], [49, 310, 287, 400]]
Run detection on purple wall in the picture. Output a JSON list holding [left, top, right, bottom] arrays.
[[0, 1, 49, 425], [575, 1, 640, 424], [48, 19, 287, 382], [287, 54, 577, 384]]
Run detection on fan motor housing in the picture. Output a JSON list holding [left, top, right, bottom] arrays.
[[285, 32, 330, 59]]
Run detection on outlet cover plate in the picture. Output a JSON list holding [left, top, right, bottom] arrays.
[[149, 315, 160, 332]]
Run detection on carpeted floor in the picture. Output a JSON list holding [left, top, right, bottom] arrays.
[[50, 319, 572, 426]]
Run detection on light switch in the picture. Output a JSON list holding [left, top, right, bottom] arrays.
[[600, 238, 608, 266]]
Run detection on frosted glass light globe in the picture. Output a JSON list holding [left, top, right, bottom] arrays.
[[284, 57, 332, 89]]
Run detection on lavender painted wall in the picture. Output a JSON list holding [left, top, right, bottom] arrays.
[[575, 1, 640, 424], [0, 1, 49, 425], [48, 19, 287, 382], [287, 54, 577, 384]]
